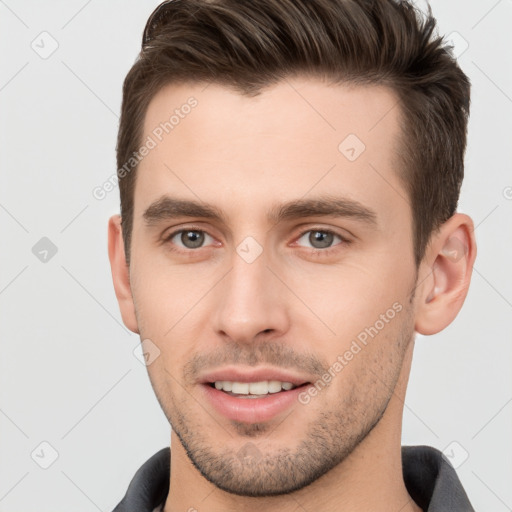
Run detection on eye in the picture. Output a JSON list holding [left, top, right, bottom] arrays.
[[295, 228, 348, 251], [162, 226, 350, 255], [164, 229, 215, 250]]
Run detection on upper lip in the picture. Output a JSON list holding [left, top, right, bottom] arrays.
[[198, 367, 313, 386]]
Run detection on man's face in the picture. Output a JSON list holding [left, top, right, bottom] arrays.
[[128, 78, 419, 496]]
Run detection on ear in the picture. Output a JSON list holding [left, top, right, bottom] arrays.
[[108, 214, 139, 334], [414, 213, 477, 335]]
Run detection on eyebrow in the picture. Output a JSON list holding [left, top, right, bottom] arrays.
[[143, 194, 378, 228]]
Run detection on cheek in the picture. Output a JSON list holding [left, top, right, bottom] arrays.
[[326, 304, 413, 404], [130, 257, 209, 337], [281, 260, 413, 387], [282, 256, 410, 330]]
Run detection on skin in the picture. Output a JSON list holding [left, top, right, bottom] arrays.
[[108, 77, 477, 512]]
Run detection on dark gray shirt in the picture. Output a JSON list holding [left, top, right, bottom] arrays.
[[112, 445, 475, 511]]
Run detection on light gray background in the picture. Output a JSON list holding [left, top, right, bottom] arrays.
[[1, 0, 511, 510]]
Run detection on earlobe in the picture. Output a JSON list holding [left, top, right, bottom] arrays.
[[107, 214, 139, 334], [415, 213, 477, 335]]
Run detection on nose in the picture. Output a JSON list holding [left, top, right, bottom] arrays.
[[211, 242, 290, 345]]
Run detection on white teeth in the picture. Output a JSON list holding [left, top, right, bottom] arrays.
[[212, 380, 298, 395], [231, 382, 249, 394], [267, 380, 283, 393]]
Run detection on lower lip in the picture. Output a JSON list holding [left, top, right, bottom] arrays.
[[200, 383, 310, 423]]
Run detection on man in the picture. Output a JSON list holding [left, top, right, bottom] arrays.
[[108, 0, 477, 510]]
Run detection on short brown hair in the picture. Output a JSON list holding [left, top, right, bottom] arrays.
[[116, 0, 470, 267]]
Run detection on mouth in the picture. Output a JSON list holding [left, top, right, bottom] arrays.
[[205, 380, 309, 398], [200, 379, 313, 423]]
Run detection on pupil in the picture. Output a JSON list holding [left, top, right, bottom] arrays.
[[310, 231, 332, 248], [182, 230, 204, 248]]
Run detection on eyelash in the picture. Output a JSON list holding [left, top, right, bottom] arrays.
[[162, 226, 351, 256]]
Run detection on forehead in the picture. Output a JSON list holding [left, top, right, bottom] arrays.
[[135, 77, 408, 229], [143, 77, 402, 154]]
